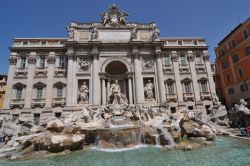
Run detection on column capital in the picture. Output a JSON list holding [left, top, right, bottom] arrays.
[[155, 51, 163, 59], [91, 52, 99, 60], [28, 56, 36, 64], [66, 52, 76, 60], [9, 56, 17, 65], [132, 51, 141, 59], [203, 50, 210, 61], [47, 56, 56, 64], [187, 50, 194, 62]]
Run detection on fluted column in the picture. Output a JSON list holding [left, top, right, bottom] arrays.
[[24, 52, 36, 108], [3, 55, 17, 109], [101, 78, 106, 105], [188, 50, 201, 102], [155, 51, 166, 103], [45, 53, 55, 107], [203, 51, 216, 94], [66, 49, 75, 106], [133, 52, 144, 104], [106, 79, 110, 104], [91, 47, 101, 105], [172, 51, 183, 102], [128, 76, 133, 104]]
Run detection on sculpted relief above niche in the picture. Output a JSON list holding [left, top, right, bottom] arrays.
[[142, 55, 154, 71], [78, 58, 91, 72]]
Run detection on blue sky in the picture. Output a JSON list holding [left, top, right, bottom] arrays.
[[0, 0, 249, 74]]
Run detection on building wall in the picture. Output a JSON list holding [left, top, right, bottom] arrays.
[[215, 17, 250, 107]]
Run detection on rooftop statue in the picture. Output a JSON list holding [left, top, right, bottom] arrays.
[[100, 4, 129, 26]]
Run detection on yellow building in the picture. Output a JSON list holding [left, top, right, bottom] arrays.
[[0, 75, 7, 110]]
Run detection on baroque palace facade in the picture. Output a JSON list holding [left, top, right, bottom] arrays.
[[2, 5, 216, 122]]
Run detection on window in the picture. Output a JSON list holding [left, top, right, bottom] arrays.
[[221, 48, 225, 56], [20, 58, 26, 69], [240, 84, 248, 92], [232, 54, 239, 63], [16, 88, 22, 100], [231, 40, 236, 48], [59, 57, 65, 69], [243, 29, 249, 39], [184, 82, 192, 93], [222, 60, 228, 69], [193, 41, 198, 45], [164, 56, 171, 66], [180, 54, 187, 65], [245, 46, 250, 56], [40, 57, 46, 68], [178, 41, 182, 45], [200, 81, 208, 92], [167, 82, 174, 94], [238, 67, 244, 77], [195, 55, 203, 64], [36, 88, 43, 99], [34, 114, 40, 126], [226, 73, 230, 82], [228, 88, 234, 95], [57, 87, 63, 98]]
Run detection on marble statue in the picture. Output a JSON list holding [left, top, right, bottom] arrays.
[[235, 99, 250, 115], [78, 82, 89, 103], [110, 80, 127, 105], [91, 27, 98, 40], [144, 80, 154, 100], [66, 26, 74, 40]]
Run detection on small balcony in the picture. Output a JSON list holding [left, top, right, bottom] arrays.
[[183, 92, 194, 101], [10, 99, 24, 109], [195, 64, 206, 73], [15, 68, 28, 77], [35, 67, 47, 77], [179, 64, 190, 73], [54, 68, 66, 77], [52, 98, 66, 107], [31, 98, 45, 108], [200, 92, 211, 101], [163, 64, 174, 74], [166, 93, 177, 102]]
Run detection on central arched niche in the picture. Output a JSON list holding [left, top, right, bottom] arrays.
[[105, 60, 128, 75]]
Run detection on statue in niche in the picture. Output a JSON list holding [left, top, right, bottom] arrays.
[[110, 80, 128, 105], [144, 80, 155, 101], [78, 82, 89, 103], [79, 60, 90, 71], [91, 26, 98, 40]]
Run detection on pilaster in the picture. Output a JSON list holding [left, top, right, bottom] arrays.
[[45, 52, 55, 108]]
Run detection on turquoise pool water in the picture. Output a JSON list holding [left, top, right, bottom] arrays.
[[0, 137, 250, 166]]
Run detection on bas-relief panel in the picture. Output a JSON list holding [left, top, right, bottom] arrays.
[[78, 30, 90, 41]]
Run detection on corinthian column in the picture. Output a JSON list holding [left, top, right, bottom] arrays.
[[3, 55, 17, 110], [128, 75, 133, 104], [66, 49, 75, 106], [155, 51, 166, 103], [45, 52, 55, 108], [91, 47, 101, 105], [101, 77, 106, 105], [133, 52, 144, 104], [24, 52, 36, 108]]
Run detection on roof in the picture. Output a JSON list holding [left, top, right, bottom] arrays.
[[217, 17, 250, 46]]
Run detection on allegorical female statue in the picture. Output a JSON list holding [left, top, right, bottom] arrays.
[[78, 82, 89, 103], [144, 79, 154, 100]]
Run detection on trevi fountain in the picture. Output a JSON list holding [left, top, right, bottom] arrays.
[[0, 4, 250, 166]]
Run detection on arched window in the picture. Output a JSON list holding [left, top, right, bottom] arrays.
[[182, 78, 192, 93]]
